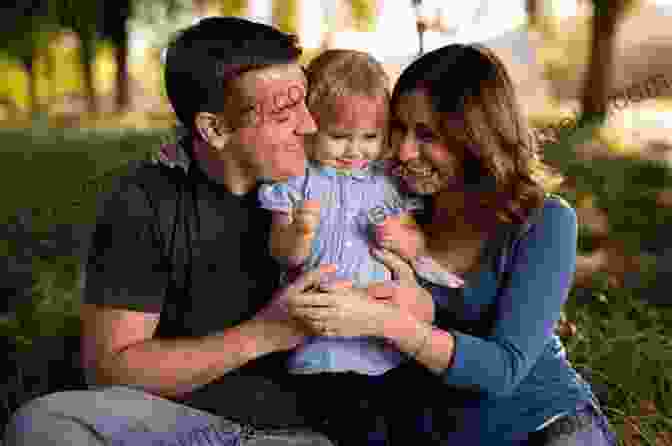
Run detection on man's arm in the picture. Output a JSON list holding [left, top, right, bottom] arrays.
[[81, 173, 327, 400], [81, 264, 334, 399], [80, 305, 271, 399]]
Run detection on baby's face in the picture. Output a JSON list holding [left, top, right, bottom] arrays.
[[311, 94, 388, 170]]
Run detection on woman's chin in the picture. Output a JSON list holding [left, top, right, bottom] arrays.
[[402, 175, 442, 196]]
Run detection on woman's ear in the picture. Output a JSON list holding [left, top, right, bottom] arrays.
[[194, 112, 233, 151]]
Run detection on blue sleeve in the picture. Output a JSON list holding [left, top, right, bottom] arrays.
[[440, 199, 578, 397]]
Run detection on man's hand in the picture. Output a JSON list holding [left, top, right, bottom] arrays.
[[374, 214, 427, 261], [250, 264, 336, 353], [291, 199, 320, 239]]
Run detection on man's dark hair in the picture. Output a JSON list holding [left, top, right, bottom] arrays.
[[164, 16, 302, 131]]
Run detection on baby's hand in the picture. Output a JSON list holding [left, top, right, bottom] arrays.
[[292, 200, 320, 239], [373, 214, 426, 261]]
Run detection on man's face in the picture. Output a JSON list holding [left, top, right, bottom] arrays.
[[226, 64, 316, 182]]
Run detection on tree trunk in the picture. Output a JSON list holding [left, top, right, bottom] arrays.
[[193, 0, 209, 18], [114, 32, 129, 112], [78, 31, 98, 115], [526, 0, 541, 28], [579, 5, 621, 119], [26, 61, 38, 115], [109, 0, 131, 113], [21, 50, 38, 115]]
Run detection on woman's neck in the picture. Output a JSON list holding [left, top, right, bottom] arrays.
[[426, 190, 496, 245]]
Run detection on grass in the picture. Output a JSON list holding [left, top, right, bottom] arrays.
[[1, 126, 671, 444]]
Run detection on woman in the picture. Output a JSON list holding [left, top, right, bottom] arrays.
[[287, 44, 617, 445]]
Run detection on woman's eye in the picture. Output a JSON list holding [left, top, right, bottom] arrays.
[[415, 128, 435, 142], [365, 134, 379, 140], [330, 134, 348, 140]]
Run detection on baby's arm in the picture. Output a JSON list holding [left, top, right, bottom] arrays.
[[374, 214, 465, 288], [269, 200, 320, 266]]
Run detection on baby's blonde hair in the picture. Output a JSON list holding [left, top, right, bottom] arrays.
[[305, 49, 391, 158], [305, 49, 390, 123]]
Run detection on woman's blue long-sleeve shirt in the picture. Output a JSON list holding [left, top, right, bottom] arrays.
[[422, 195, 596, 443]]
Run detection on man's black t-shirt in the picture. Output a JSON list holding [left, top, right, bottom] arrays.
[[84, 148, 309, 428]]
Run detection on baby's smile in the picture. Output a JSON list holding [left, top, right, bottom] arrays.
[[336, 159, 370, 169]]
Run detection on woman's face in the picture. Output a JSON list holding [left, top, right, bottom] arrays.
[[390, 89, 464, 195]]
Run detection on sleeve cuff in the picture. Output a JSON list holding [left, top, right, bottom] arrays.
[[441, 329, 503, 393]]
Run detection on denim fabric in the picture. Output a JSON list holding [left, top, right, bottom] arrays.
[[3, 386, 334, 446], [523, 399, 618, 446]]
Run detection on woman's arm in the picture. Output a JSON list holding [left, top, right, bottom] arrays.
[[381, 200, 578, 397]]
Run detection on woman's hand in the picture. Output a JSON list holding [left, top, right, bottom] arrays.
[[285, 248, 435, 339], [285, 280, 402, 339], [368, 247, 435, 324], [374, 214, 427, 261]]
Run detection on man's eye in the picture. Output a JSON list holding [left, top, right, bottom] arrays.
[[330, 134, 348, 140], [365, 134, 379, 140]]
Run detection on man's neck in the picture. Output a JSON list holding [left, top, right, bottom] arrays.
[[192, 137, 257, 196]]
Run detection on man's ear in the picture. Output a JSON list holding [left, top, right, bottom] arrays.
[[194, 112, 233, 151]]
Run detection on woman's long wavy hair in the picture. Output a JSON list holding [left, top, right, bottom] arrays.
[[391, 43, 563, 226]]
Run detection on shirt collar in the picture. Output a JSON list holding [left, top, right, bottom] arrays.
[[313, 160, 382, 182], [152, 139, 191, 174]]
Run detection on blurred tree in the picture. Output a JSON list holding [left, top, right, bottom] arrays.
[[273, 0, 299, 34], [216, 0, 247, 17], [0, 1, 58, 115], [100, 0, 183, 113], [319, 0, 377, 49], [100, 0, 133, 112], [526, 0, 541, 28], [54, 0, 101, 114], [349, 0, 376, 32], [580, 0, 640, 122]]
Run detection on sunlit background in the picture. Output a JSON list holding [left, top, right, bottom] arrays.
[[1, 3, 672, 444]]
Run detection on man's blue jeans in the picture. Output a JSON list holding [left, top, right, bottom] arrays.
[[3, 386, 334, 446]]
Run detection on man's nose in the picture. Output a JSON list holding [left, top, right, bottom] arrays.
[[397, 134, 419, 162], [296, 102, 317, 135]]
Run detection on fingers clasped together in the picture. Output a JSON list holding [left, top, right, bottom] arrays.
[[279, 248, 435, 340]]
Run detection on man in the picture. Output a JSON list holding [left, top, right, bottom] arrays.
[[4, 17, 432, 446]]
